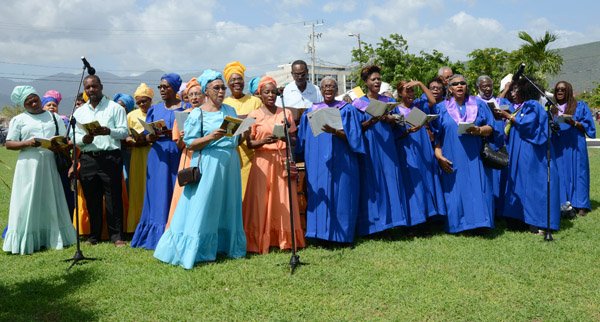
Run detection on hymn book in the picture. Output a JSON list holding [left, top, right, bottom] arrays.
[[365, 100, 399, 118], [272, 124, 286, 139], [219, 115, 244, 137], [458, 122, 475, 135], [174, 111, 190, 129], [138, 118, 168, 136], [76, 120, 102, 134], [404, 108, 439, 128], [556, 114, 573, 123], [34, 136, 68, 150], [307, 108, 343, 137]]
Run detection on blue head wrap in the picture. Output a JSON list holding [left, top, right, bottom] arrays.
[[161, 73, 183, 92], [41, 96, 58, 108], [113, 93, 135, 113], [198, 69, 224, 94], [248, 76, 261, 95], [11, 85, 38, 107]]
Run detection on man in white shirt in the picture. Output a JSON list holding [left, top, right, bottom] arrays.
[[277, 60, 323, 109], [71, 75, 128, 246]]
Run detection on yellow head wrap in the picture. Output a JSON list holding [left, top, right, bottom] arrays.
[[134, 82, 154, 99], [223, 61, 246, 84]]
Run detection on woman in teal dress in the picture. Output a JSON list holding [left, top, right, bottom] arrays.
[[3, 85, 76, 254], [154, 70, 246, 269]]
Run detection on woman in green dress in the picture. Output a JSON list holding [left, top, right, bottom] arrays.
[[3, 85, 76, 254]]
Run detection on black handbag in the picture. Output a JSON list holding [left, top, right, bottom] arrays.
[[177, 110, 202, 186], [481, 139, 509, 169], [50, 113, 73, 172]]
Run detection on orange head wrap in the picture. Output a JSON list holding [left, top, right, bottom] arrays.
[[257, 76, 277, 95]]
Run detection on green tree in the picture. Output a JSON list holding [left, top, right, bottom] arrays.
[[0, 105, 25, 122], [576, 83, 600, 109], [464, 48, 511, 94], [509, 31, 563, 88], [350, 33, 461, 92]]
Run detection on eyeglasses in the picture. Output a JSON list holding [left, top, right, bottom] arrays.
[[211, 86, 227, 92], [450, 81, 467, 86], [188, 92, 203, 98], [136, 98, 151, 105], [157, 85, 170, 90], [555, 87, 567, 92], [291, 72, 307, 77], [321, 84, 337, 89]]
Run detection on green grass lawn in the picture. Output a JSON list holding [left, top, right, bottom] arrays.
[[1, 148, 599, 321]]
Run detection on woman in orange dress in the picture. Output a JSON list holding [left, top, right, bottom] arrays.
[[165, 78, 204, 228], [242, 77, 305, 254]]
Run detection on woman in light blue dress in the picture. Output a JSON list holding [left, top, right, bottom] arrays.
[[154, 70, 246, 269], [3, 85, 76, 254]]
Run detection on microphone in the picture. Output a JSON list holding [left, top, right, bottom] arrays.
[[512, 63, 525, 82], [81, 56, 96, 75]]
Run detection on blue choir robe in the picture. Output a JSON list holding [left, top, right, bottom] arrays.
[[553, 101, 596, 210], [433, 97, 495, 233], [501, 100, 560, 230], [131, 102, 185, 249], [394, 100, 446, 227], [295, 100, 366, 243], [352, 95, 408, 236], [481, 97, 512, 214]]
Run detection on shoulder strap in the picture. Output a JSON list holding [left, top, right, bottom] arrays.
[[50, 112, 59, 136]]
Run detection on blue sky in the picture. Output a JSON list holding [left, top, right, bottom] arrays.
[[0, 0, 598, 81]]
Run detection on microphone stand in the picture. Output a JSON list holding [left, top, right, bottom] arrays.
[[521, 74, 555, 241], [280, 94, 302, 274], [64, 63, 97, 269]]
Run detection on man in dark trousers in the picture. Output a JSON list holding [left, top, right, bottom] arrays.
[[71, 75, 128, 246]]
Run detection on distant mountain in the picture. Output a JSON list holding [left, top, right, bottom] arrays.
[[0, 69, 200, 115], [548, 41, 600, 94]]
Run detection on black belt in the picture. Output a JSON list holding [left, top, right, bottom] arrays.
[[82, 149, 120, 157]]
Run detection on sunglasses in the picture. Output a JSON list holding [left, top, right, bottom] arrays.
[[211, 85, 227, 92], [555, 87, 567, 92], [450, 81, 467, 86]]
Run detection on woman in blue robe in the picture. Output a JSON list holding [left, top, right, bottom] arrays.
[[296, 77, 365, 243], [154, 70, 246, 269], [552, 81, 596, 216], [432, 75, 495, 233], [351, 65, 408, 236], [131, 73, 185, 249], [495, 77, 560, 232], [394, 80, 446, 226]]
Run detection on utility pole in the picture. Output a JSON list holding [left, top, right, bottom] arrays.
[[305, 20, 324, 84], [348, 33, 362, 63]]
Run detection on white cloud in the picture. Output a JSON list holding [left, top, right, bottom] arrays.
[[322, 0, 357, 13], [0, 0, 595, 85]]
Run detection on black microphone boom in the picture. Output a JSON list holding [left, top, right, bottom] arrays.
[[512, 63, 525, 82], [81, 56, 96, 75]]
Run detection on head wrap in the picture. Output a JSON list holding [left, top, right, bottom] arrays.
[[161, 73, 183, 92], [257, 76, 277, 95], [198, 69, 223, 94], [186, 77, 201, 93], [113, 93, 135, 113], [11, 85, 38, 107], [134, 82, 154, 99], [178, 82, 188, 100], [43, 90, 62, 104], [248, 76, 261, 95], [41, 96, 58, 108], [223, 61, 246, 84]]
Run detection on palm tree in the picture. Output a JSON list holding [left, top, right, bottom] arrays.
[[510, 31, 563, 87]]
